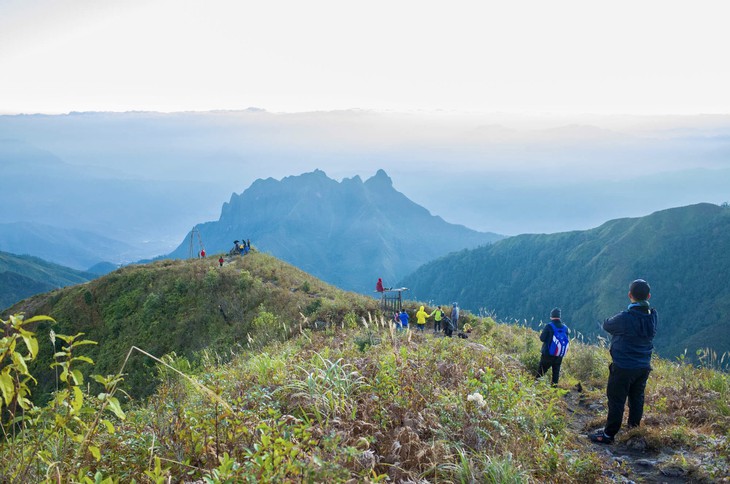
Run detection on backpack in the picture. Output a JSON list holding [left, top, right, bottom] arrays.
[[548, 322, 569, 357]]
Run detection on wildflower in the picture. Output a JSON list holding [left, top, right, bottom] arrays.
[[467, 392, 486, 408]]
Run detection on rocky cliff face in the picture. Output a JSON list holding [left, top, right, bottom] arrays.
[[169, 169, 502, 293]]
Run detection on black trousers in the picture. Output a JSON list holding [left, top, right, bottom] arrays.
[[434, 320, 442, 331], [537, 354, 563, 385], [604, 364, 651, 437]]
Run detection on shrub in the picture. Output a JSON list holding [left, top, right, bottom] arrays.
[[563, 342, 610, 384]]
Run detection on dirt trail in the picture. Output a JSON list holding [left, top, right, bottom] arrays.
[[564, 388, 699, 484]]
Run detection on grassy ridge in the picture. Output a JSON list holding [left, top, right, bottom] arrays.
[[8, 252, 379, 400]]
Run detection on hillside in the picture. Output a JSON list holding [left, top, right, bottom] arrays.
[[5, 252, 381, 399], [400, 203, 730, 361], [167, 169, 503, 293], [0, 221, 135, 271], [2, 262, 728, 481], [0, 250, 96, 310]]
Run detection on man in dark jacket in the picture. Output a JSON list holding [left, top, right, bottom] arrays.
[[538, 308, 570, 386], [590, 279, 657, 444]]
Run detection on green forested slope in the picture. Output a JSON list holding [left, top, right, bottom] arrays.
[[0, 251, 95, 309], [401, 203, 730, 360]]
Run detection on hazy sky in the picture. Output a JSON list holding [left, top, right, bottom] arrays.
[[2, 0, 729, 116]]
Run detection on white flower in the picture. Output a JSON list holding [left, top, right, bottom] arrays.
[[467, 392, 486, 408]]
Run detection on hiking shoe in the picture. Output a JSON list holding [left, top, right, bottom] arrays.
[[589, 431, 614, 444]]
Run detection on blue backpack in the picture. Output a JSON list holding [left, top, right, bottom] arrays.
[[548, 322, 569, 357]]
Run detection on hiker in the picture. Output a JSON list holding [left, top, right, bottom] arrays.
[[442, 315, 454, 337], [218, 256, 224, 267], [200, 249, 206, 258], [415, 305, 429, 332], [537, 308, 570, 386], [376, 278, 385, 292], [590, 279, 657, 445], [430, 306, 445, 333], [451, 303, 460, 331], [398, 309, 409, 330]]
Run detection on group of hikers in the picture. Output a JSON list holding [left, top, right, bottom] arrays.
[[195, 239, 253, 267], [230, 239, 252, 256], [392, 303, 461, 337], [378, 277, 658, 447]]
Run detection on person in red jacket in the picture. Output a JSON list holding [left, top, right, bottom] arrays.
[[376, 278, 384, 292]]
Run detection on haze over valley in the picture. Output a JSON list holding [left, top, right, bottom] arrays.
[[2, 110, 729, 269]]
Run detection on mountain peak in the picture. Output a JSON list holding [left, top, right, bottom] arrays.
[[364, 169, 393, 188]]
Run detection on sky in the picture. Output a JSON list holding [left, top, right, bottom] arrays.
[[2, 0, 730, 116]]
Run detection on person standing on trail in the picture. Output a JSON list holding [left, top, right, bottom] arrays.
[[398, 309, 409, 330], [537, 308, 570, 386], [590, 279, 657, 445], [430, 306, 445, 333], [218, 256, 224, 267], [415, 306, 429, 332], [200, 249, 206, 258], [451, 303, 460, 331]]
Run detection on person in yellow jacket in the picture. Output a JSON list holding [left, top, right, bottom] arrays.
[[415, 305, 429, 332], [430, 306, 445, 333]]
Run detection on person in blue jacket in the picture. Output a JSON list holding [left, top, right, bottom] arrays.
[[590, 279, 657, 444], [538, 308, 570, 386], [398, 309, 409, 330]]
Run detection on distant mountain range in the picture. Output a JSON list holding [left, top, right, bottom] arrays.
[[0, 250, 95, 310], [167, 169, 503, 293], [400, 203, 730, 360], [2, 110, 729, 239], [0, 137, 221, 260]]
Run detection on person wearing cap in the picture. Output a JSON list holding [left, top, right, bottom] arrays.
[[537, 307, 570, 386], [590, 279, 657, 445]]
